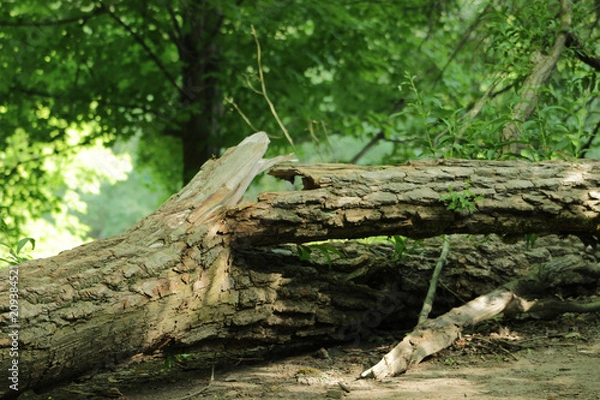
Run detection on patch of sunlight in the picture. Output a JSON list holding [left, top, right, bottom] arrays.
[[26, 140, 133, 258], [67, 139, 132, 193], [21, 213, 91, 259]]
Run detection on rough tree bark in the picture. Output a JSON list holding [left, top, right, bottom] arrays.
[[231, 159, 600, 244], [2, 132, 600, 397]]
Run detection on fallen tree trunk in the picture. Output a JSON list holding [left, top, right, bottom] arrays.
[[1, 133, 294, 397], [230, 160, 600, 245], [2, 132, 600, 397]]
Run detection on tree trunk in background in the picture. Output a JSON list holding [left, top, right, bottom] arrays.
[[2, 133, 600, 397], [500, 0, 571, 155], [178, 1, 223, 184]]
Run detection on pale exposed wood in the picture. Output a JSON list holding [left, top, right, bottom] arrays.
[[361, 255, 600, 379], [361, 288, 515, 379]]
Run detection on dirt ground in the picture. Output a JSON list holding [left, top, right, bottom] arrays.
[[32, 312, 599, 400]]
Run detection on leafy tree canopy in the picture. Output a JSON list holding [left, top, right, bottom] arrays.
[[1, 0, 599, 244]]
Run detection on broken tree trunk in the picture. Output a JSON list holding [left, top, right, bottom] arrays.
[[0, 132, 294, 397], [2, 132, 600, 397]]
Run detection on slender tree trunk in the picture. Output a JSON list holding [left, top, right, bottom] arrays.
[[501, 0, 571, 154]]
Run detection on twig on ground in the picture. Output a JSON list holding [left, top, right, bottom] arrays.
[[177, 362, 215, 400]]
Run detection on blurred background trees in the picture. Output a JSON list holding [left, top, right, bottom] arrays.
[[1, 0, 599, 257]]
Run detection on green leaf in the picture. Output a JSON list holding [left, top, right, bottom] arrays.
[[296, 244, 312, 262], [16, 237, 35, 254]]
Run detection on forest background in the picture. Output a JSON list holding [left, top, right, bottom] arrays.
[[1, 0, 599, 260]]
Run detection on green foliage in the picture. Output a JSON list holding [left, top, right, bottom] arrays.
[[74, 137, 170, 239], [296, 243, 345, 269], [525, 233, 538, 249], [0, 217, 35, 266], [384, 1, 600, 164], [439, 181, 483, 215], [0, 237, 35, 266], [162, 352, 193, 371], [0, 0, 441, 239], [389, 235, 423, 262]]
